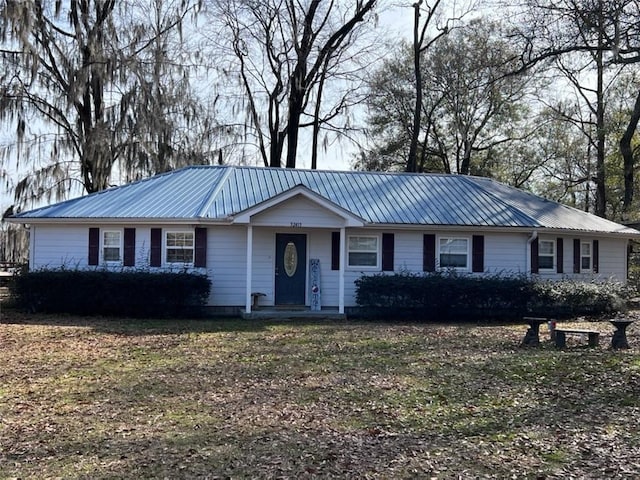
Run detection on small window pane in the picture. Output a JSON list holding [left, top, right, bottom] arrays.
[[440, 254, 467, 268], [349, 252, 377, 266], [104, 232, 120, 247], [167, 249, 194, 263], [581, 243, 591, 256], [581, 257, 591, 270], [349, 236, 377, 251], [103, 247, 120, 262], [539, 241, 555, 255], [539, 256, 554, 269]]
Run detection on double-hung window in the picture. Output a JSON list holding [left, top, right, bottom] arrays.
[[102, 230, 122, 263], [438, 237, 469, 270], [539, 240, 555, 270], [165, 231, 194, 264], [581, 241, 592, 271], [348, 236, 378, 268]]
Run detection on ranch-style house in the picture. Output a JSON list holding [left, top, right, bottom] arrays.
[[7, 165, 640, 316]]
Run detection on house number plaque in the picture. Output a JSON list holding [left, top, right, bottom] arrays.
[[284, 242, 298, 277]]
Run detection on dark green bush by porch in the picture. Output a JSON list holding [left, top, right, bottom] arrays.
[[354, 272, 629, 320], [10, 269, 211, 318]]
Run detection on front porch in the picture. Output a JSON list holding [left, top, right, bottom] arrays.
[[240, 306, 346, 320]]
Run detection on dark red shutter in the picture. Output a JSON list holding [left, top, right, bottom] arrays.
[[531, 237, 539, 274], [194, 227, 207, 268], [124, 228, 136, 267], [556, 238, 564, 274], [593, 240, 599, 273], [472, 235, 484, 273], [150, 228, 162, 267], [331, 232, 340, 270], [573, 239, 580, 273], [382, 233, 394, 271], [423, 234, 436, 272], [88, 228, 99, 266]]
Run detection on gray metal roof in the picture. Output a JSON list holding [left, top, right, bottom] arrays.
[[11, 165, 639, 236]]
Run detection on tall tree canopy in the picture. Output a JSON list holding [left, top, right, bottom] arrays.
[[359, 18, 535, 176], [0, 0, 211, 209], [510, 0, 640, 217]]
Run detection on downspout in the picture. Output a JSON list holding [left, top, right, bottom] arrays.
[[526, 230, 538, 278]]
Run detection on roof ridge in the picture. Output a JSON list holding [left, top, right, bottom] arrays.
[[195, 166, 235, 218]]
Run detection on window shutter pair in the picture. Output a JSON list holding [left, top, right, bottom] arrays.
[[423, 234, 484, 272], [572, 239, 599, 274], [88, 227, 136, 266], [530, 237, 564, 274], [149, 227, 207, 268], [330, 232, 394, 271]]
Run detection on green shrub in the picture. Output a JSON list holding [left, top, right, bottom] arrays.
[[354, 272, 628, 320], [10, 269, 211, 318]]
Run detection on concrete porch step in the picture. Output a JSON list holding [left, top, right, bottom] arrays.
[[240, 307, 346, 320]]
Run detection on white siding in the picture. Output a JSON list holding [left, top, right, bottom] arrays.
[[251, 195, 344, 228], [27, 223, 632, 309], [208, 226, 247, 306], [31, 225, 90, 269]]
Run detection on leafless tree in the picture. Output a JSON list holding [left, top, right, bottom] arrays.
[[212, 0, 378, 169]]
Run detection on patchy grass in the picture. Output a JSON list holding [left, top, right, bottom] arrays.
[[1, 310, 640, 479]]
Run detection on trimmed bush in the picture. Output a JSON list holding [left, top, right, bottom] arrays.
[[354, 271, 629, 320], [10, 269, 211, 318]]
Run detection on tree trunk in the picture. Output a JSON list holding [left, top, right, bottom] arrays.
[[594, 22, 607, 218], [407, 2, 422, 173], [620, 89, 640, 213]]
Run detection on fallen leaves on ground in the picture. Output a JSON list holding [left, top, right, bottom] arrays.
[[0, 311, 639, 479]]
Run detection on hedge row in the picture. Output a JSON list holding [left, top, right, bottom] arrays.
[[354, 272, 629, 320], [10, 269, 211, 318]]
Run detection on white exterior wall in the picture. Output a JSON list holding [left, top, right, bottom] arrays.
[[30, 225, 90, 269], [533, 234, 628, 282], [26, 221, 631, 309]]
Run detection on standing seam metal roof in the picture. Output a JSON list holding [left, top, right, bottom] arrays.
[[11, 165, 639, 235]]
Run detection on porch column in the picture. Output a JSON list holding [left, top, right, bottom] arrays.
[[245, 225, 253, 313], [339, 227, 346, 314]]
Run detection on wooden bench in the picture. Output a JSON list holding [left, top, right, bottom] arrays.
[[554, 328, 600, 348]]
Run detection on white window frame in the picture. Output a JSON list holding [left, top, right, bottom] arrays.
[[580, 241, 592, 272], [438, 236, 470, 271], [347, 235, 380, 269], [101, 230, 122, 264], [164, 230, 195, 265], [538, 239, 555, 271]]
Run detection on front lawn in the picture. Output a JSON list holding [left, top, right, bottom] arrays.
[[1, 310, 639, 478]]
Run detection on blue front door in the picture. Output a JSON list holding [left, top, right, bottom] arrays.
[[275, 233, 307, 305]]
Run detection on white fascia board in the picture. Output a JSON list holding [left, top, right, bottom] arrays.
[[364, 223, 640, 238], [4, 217, 233, 226], [232, 185, 366, 227]]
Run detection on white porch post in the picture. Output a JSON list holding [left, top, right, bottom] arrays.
[[339, 227, 346, 314], [245, 225, 253, 313]]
